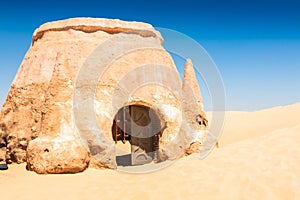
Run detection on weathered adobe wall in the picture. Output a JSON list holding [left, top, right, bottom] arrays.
[[0, 18, 208, 174]]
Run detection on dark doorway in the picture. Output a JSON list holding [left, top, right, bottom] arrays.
[[112, 105, 161, 166]]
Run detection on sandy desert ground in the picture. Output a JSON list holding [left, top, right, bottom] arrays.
[[1, 103, 300, 200]]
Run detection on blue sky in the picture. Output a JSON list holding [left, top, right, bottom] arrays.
[[0, 0, 299, 111]]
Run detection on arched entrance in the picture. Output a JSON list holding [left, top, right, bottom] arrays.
[[112, 105, 162, 166]]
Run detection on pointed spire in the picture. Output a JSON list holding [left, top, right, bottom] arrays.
[[182, 58, 203, 104], [182, 58, 207, 123]]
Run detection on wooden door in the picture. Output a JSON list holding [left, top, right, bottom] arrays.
[[129, 106, 153, 165]]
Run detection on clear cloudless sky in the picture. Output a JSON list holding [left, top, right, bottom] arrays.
[[0, 0, 299, 111]]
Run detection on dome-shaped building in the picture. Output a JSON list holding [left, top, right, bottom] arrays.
[[0, 18, 208, 174]]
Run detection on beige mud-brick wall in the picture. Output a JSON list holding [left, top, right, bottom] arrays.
[[0, 18, 163, 167], [0, 18, 208, 173], [94, 47, 183, 162]]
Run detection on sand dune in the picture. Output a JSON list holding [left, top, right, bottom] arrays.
[[220, 102, 300, 146], [1, 103, 300, 199]]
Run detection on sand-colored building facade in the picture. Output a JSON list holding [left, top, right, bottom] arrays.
[[0, 18, 208, 174]]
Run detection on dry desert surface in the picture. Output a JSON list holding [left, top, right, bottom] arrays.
[[1, 103, 300, 200]]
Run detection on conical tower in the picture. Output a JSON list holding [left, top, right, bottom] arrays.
[[181, 59, 208, 155], [182, 59, 207, 124], [183, 59, 203, 104]]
